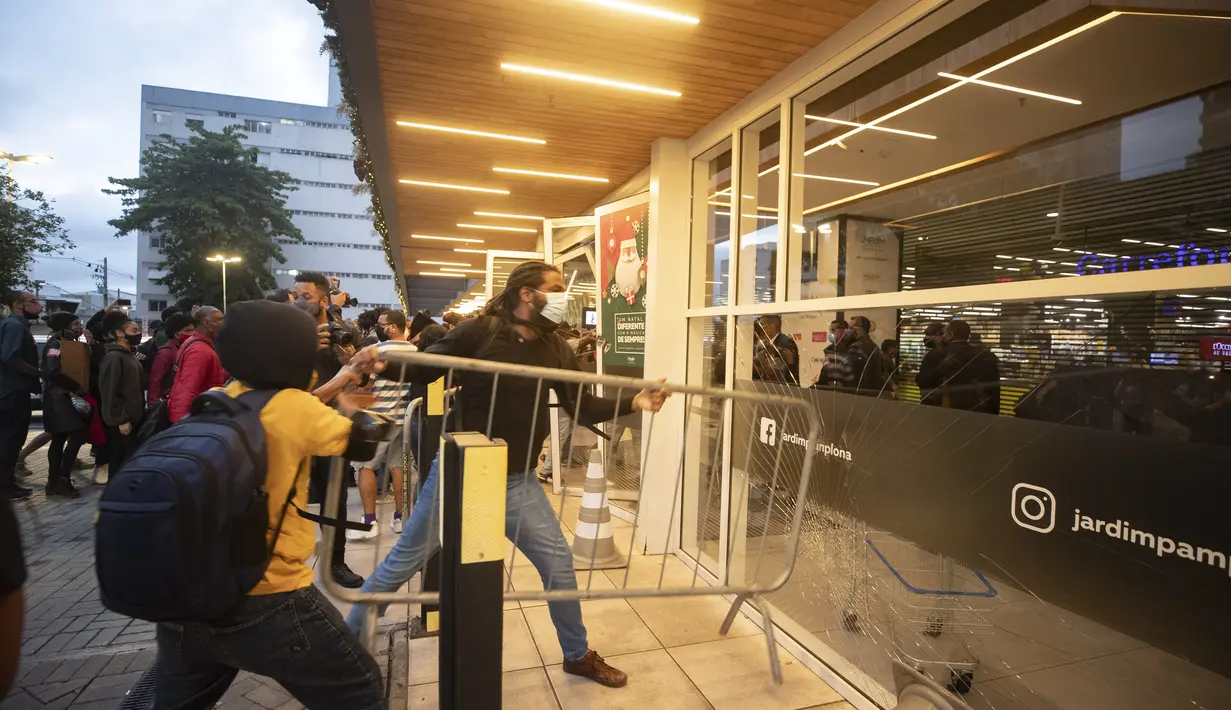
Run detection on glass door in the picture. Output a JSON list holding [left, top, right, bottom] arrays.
[[485, 250, 543, 300]]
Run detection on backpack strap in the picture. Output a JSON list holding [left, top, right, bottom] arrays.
[[292, 499, 370, 531], [173, 338, 206, 370], [167, 339, 208, 396], [235, 389, 279, 411], [474, 314, 505, 360]]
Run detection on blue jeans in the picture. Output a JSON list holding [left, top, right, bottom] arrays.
[[155, 586, 383, 709], [346, 460, 588, 661]]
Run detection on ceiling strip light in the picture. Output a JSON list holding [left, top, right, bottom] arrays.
[[802, 12, 1117, 157], [417, 260, 472, 267], [419, 271, 471, 278], [1119, 10, 1231, 21], [411, 234, 485, 244], [441, 268, 487, 274], [457, 223, 539, 233], [474, 211, 545, 221], [802, 152, 999, 216], [712, 211, 779, 220], [805, 115, 937, 140], [711, 189, 756, 199], [793, 173, 881, 187], [493, 167, 609, 183], [400, 179, 509, 195], [501, 63, 681, 97], [396, 121, 545, 145], [579, 0, 699, 24], [937, 72, 1082, 105]]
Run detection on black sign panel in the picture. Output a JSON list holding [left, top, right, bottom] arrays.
[[733, 383, 1231, 678]]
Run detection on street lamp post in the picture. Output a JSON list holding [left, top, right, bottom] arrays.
[[206, 255, 242, 311], [0, 152, 53, 202]]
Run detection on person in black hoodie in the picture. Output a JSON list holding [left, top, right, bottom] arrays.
[[915, 321, 948, 407], [40, 313, 89, 498], [937, 320, 1001, 415], [85, 305, 119, 483], [98, 311, 145, 472]]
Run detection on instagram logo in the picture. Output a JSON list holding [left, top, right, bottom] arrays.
[[1011, 483, 1056, 533]]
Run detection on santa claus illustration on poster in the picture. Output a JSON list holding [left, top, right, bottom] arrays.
[[598, 201, 648, 371]]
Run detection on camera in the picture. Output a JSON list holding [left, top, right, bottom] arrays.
[[327, 276, 359, 309], [329, 323, 356, 348], [331, 289, 358, 308]]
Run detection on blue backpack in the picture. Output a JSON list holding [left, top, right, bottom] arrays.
[[96, 389, 293, 622]]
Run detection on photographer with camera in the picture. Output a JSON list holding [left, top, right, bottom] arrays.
[[291, 272, 365, 588]]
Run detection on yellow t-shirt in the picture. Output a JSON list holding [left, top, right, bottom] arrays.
[[222, 382, 353, 595]]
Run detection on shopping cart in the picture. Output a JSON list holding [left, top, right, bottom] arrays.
[[863, 532, 998, 695]]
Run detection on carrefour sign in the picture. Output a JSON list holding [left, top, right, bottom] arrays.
[[1077, 243, 1231, 275]]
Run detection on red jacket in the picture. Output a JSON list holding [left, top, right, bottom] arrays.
[[147, 338, 180, 405], [168, 334, 229, 423]]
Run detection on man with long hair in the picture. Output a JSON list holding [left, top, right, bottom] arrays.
[[346, 261, 670, 688]]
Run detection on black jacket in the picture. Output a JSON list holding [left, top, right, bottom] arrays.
[[0, 314, 40, 400], [40, 332, 88, 434], [99, 343, 145, 427], [381, 314, 633, 474], [916, 346, 946, 406], [938, 342, 1001, 414]]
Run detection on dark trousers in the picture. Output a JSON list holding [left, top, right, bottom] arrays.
[[47, 430, 87, 486], [154, 585, 383, 710], [0, 394, 32, 492], [309, 457, 350, 566], [103, 425, 138, 474]]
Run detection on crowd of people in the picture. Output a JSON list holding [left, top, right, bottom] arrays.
[[1, 261, 669, 707], [751, 313, 1001, 414], [0, 295, 237, 501]]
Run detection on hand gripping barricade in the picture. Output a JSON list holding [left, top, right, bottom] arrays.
[[316, 344, 960, 710]]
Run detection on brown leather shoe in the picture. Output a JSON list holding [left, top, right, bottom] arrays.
[[562, 650, 628, 688]]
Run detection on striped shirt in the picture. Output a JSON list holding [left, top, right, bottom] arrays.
[[366, 343, 415, 423]]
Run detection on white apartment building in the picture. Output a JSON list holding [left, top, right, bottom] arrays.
[[135, 67, 398, 322]]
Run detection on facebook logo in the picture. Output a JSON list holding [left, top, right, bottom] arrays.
[[759, 417, 777, 446]]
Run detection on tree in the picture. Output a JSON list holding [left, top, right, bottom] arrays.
[[0, 168, 73, 292], [106, 124, 303, 307]]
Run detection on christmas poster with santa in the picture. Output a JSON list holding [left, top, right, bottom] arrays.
[[598, 201, 649, 372]]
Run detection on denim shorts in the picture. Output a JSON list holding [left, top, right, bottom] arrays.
[[355, 427, 405, 470]]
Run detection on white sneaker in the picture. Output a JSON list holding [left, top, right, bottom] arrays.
[[379, 492, 395, 504], [347, 522, 379, 541], [92, 465, 109, 485], [391, 517, 403, 533]]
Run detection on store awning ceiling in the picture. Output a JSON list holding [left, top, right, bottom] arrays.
[[333, 0, 879, 307]]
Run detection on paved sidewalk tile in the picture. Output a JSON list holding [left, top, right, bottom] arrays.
[[10, 434, 396, 708]]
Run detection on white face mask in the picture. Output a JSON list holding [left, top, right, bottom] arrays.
[[535, 290, 570, 324]]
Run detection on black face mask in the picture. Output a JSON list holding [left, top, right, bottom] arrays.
[[125, 333, 143, 348], [294, 299, 323, 319], [376, 327, 391, 342]]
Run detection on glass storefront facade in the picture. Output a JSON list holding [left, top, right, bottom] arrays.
[[675, 2, 1231, 708]]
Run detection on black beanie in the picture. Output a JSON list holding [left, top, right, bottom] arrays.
[[215, 300, 318, 390]]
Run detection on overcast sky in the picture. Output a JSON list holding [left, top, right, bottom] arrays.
[[1, 0, 331, 297]]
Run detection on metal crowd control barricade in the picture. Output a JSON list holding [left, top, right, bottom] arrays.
[[398, 385, 459, 641], [318, 345, 823, 709]]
